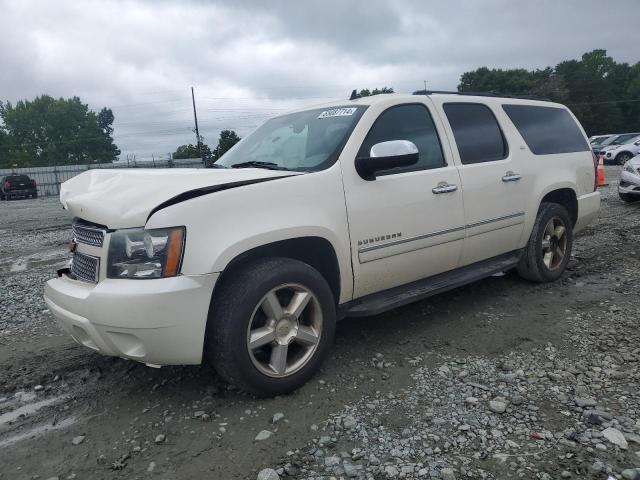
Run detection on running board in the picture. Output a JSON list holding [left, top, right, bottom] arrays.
[[340, 250, 523, 318]]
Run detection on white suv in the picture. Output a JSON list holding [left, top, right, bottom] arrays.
[[604, 135, 640, 165], [44, 92, 600, 396]]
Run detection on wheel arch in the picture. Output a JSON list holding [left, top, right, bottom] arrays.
[[213, 236, 343, 305], [616, 151, 633, 161], [539, 187, 578, 226]]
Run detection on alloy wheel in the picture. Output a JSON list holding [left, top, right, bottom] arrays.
[[618, 153, 631, 165], [246, 283, 323, 378], [540, 216, 568, 271]]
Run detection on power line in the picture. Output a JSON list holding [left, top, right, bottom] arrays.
[[3, 95, 639, 153], [566, 98, 640, 106]]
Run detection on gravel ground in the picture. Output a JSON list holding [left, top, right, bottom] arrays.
[[1, 165, 639, 480]]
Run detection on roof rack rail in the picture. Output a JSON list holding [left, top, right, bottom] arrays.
[[412, 90, 550, 102]]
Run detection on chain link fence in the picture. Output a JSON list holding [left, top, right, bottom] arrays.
[[0, 158, 204, 197]]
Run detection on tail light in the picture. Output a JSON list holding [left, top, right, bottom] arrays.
[[3, 181, 9, 189], [592, 152, 598, 192], [30, 179, 36, 187]]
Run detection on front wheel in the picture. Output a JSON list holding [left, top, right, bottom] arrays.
[[517, 202, 573, 283], [205, 257, 336, 396], [616, 152, 632, 165]]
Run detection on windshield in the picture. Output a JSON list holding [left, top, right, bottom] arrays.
[[216, 106, 365, 171], [590, 136, 609, 145], [611, 133, 639, 145]]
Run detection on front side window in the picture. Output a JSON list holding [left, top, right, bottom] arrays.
[[502, 104, 590, 155], [357, 104, 445, 175], [216, 106, 366, 172], [443, 103, 508, 165]]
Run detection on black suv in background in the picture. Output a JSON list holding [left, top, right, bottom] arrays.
[[0, 174, 38, 200]]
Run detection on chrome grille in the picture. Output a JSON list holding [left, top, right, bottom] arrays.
[[72, 221, 105, 247], [70, 252, 99, 283]]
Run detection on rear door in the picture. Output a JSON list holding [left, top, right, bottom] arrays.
[[434, 100, 526, 265]]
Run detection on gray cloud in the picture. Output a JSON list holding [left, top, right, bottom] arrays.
[[1, 0, 638, 160]]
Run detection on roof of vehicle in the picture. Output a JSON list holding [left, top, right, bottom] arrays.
[[290, 92, 567, 114]]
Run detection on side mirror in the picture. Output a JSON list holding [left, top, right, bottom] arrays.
[[355, 140, 419, 181]]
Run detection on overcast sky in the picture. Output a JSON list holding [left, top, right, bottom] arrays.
[[1, 0, 638, 161]]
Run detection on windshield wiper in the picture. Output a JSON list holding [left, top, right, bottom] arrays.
[[230, 161, 289, 171]]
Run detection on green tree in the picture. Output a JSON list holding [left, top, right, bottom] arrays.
[[172, 143, 212, 160], [0, 95, 120, 168], [458, 49, 640, 136], [212, 130, 241, 160], [358, 87, 394, 97]]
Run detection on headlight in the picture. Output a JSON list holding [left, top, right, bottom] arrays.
[[107, 227, 185, 279], [623, 163, 638, 175]]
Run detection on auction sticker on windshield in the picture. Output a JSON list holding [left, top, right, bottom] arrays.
[[318, 107, 357, 119]]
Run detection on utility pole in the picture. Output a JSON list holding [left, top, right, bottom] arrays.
[[423, 80, 427, 92], [191, 86, 203, 163]]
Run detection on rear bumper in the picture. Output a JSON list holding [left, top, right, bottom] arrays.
[[44, 272, 218, 365], [4, 189, 36, 197], [574, 191, 600, 234]]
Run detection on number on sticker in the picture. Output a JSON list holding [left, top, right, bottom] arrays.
[[318, 107, 357, 119]]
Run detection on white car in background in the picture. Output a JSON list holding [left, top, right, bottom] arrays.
[[619, 154, 640, 202], [604, 135, 640, 165], [594, 132, 640, 159]]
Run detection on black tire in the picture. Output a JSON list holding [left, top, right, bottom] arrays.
[[619, 192, 640, 203], [0, 192, 4, 200], [616, 152, 632, 165], [517, 202, 573, 283], [205, 257, 336, 397], [32, 193, 38, 199]]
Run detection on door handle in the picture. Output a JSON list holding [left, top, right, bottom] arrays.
[[432, 182, 458, 194], [502, 171, 522, 182]]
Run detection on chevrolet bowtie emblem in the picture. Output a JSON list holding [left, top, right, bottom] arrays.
[[69, 239, 77, 253]]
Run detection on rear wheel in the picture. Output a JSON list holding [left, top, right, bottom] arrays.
[[619, 192, 640, 203], [205, 257, 336, 396], [517, 202, 573, 283]]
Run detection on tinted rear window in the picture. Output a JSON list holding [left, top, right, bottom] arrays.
[[443, 103, 508, 164], [7, 175, 30, 183], [502, 104, 589, 155]]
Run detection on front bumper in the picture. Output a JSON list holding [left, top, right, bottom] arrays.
[[574, 191, 601, 234], [44, 272, 218, 365], [619, 169, 640, 196]]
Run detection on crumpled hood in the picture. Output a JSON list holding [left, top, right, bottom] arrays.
[[60, 168, 299, 228]]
